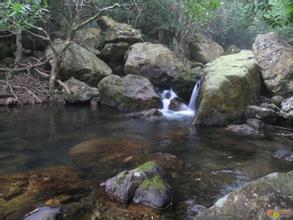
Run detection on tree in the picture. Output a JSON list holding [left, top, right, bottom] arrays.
[[0, 0, 49, 65]]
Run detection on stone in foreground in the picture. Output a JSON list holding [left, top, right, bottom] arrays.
[[104, 161, 173, 209], [195, 171, 293, 220], [195, 50, 260, 126]]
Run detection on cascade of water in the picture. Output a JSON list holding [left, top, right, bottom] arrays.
[[188, 78, 202, 112]]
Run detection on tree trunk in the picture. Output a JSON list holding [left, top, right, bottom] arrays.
[[15, 29, 22, 65], [49, 57, 61, 94]]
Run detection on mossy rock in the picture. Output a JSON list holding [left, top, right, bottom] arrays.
[[104, 161, 173, 209]]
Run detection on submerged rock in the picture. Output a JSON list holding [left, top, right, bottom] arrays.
[[98, 74, 162, 112], [252, 32, 293, 97], [24, 206, 62, 220], [195, 171, 293, 220], [195, 50, 261, 126], [184, 33, 224, 64], [273, 149, 293, 162], [226, 124, 260, 135], [104, 161, 173, 209], [0, 166, 92, 220], [124, 42, 185, 87], [46, 39, 112, 86], [63, 78, 100, 104]]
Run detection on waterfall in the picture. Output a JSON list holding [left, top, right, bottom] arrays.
[[188, 78, 202, 112], [159, 78, 202, 119]]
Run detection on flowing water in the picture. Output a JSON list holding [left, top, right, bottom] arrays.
[[1, 105, 293, 218], [188, 79, 202, 112]]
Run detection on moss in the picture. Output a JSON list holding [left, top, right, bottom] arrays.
[[141, 175, 166, 192], [137, 161, 157, 173]]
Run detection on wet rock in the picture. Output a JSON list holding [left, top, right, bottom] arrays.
[[98, 74, 162, 112], [104, 161, 173, 209], [195, 171, 293, 220], [63, 78, 100, 104], [280, 97, 293, 124], [246, 118, 264, 131], [273, 149, 293, 162], [124, 42, 185, 88], [252, 32, 293, 97], [195, 51, 261, 126], [171, 67, 203, 102], [184, 199, 206, 219], [271, 95, 285, 107], [0, 166, 93, 220], [69, 138, 146, 175], [245, 105, 282, 125], [124, 108, 163, 120], [169, 97, 185, 111], [46, 39, 112, 86], [24, 206, 62, 220], [225, 45, 241, 55], [184, 33, 224, 64], [226, 124, 260, 135]]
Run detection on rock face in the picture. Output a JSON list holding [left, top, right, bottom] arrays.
[[195, 171, 293, 220], [195, 50, 261, 126], [252, 32, 293, 97], [98, 16, 143, 63], [124, 42, 185, 87], [185, 33, 224, 64], [46, 39, 112, 86], [104, 161, 173, 209], [0, 166, 93, 220], [63, 78, 100, 104], [281, 97, 293, 124], [98, 74, 162, 112], [171, 67, 203, 102]]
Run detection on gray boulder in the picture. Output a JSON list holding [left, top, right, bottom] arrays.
[[98, 74, 162, 112], [63, 78, 100, 104], [185, 33, 224, 64], [46, 39, 112, 86], [195, 171, 293, 220], [252, 32, 293, 97], [124, 42, 185, 87], [104, 161, 173, 209], [245, 105, 283, 125], [195, 51, 261, 126], [281, 97, 293, 124], [74, 27, 101, 52]]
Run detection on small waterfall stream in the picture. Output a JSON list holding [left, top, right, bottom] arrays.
[[159, 78, 202, 118]]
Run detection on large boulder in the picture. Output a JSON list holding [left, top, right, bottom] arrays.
[[185, 33, 224, 64], [171, 67, 203, 102], [98, 16, 143, 63], [46, 39, 112, 86], [98, 74, 162, 112], [195, 171, 293, 220], [74, 27, 100, 52], [124, 42, 185, 87], [252, 32, 293, 97], [63, 77, 100, 104], [195, 50, 261, 126], [104, 161, 173, 209]]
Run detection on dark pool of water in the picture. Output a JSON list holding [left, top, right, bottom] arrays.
[[1, 105, 293, 218]]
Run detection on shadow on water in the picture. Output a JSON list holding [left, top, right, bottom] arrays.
[[0, 105, 293, 218]]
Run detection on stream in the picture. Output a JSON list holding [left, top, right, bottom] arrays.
[[1, 105, 293, 218]]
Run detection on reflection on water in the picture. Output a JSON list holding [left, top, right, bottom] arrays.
[[0, 105, 293, 217]]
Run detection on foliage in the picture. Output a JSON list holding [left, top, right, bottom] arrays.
[[0, 0, 49, 33]]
